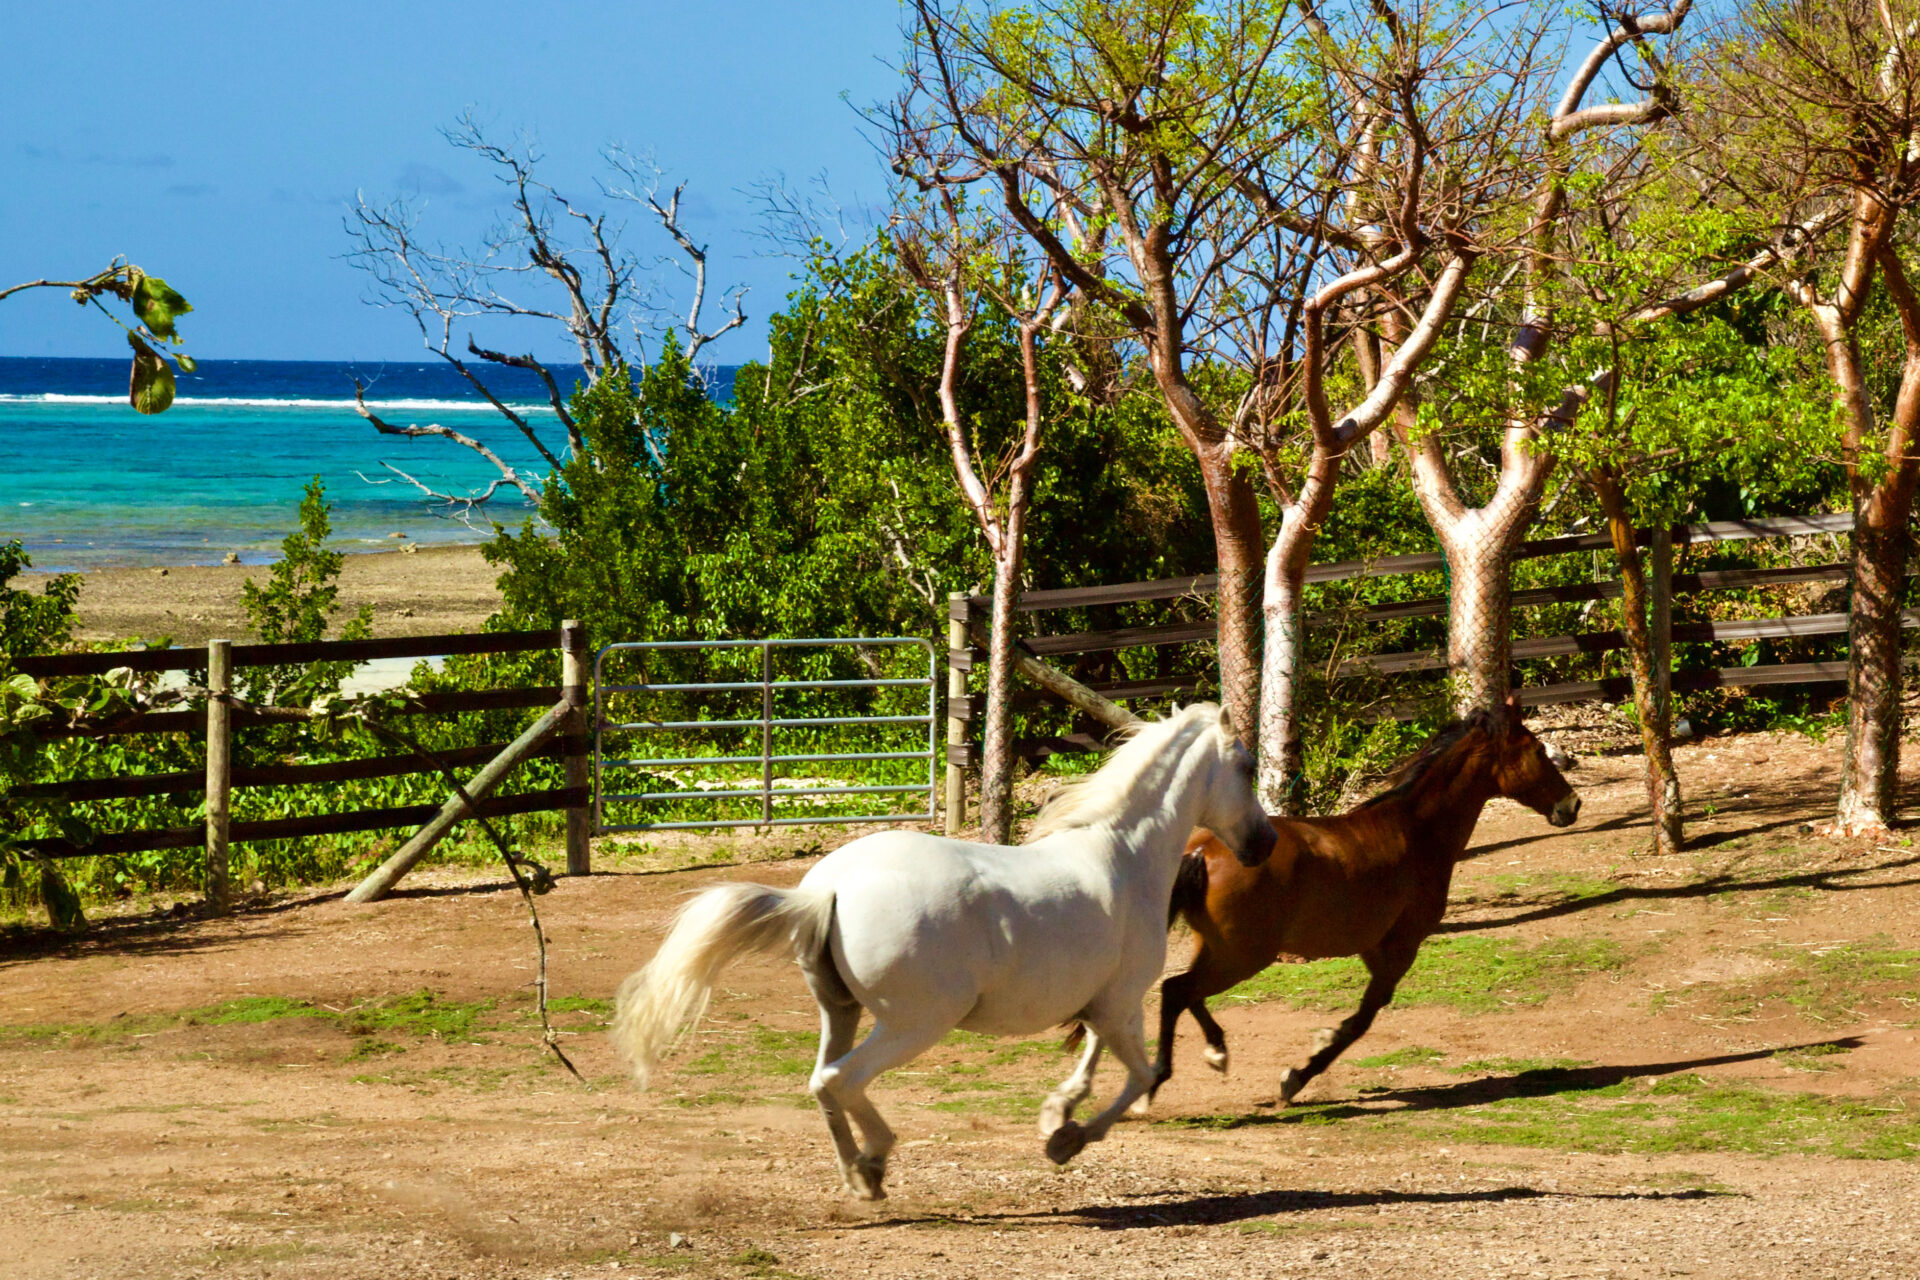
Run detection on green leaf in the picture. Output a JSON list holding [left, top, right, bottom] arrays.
[[128, 334, 176, 414], [174, 352, 198, 373], [132, 274, 192, 340]]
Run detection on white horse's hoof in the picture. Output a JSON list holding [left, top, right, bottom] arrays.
[[1037, 1103, 1067, 1137], [1045, 1120, 1088, 1165], [848, 1154, 888, 1201], [1203, 1044, 1229, 1074], [1279, 1067, 1308, 1104]]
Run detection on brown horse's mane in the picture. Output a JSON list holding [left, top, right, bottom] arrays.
[[1353, 708, 1502, 811]]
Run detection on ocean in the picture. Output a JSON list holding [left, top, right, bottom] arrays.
[[0, 356, 735, 573]]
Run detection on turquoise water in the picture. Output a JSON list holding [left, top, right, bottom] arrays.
[[0, 356, 740, 572]]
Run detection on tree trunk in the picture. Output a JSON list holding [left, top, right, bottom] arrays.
[[1258, 519, 1309, 814], [1193, 443, 1267, 749], [978, 522, 1028, 845], [1837, 497, 1910, 833], [1592, 469, 1683, 854]]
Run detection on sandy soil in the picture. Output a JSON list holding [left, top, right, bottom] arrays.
[[5, 728, 1920, 1278], [17, 544, 503, 645]]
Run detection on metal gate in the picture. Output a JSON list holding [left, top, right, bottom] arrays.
[[592, 637, 939, 834]]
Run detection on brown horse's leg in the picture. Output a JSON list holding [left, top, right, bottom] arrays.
[[1278, 932, 1423, 1105], [1150, 969, 1195, 1099]]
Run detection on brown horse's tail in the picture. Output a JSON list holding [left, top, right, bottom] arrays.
[[1168, 850, 1209, 929], [1061, 852, 1211, 1055]]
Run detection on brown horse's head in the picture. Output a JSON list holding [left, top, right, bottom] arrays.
[[1486, 693, 1580, 827]]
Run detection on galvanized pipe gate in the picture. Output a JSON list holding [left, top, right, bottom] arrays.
[[592, 637, 940, 834]]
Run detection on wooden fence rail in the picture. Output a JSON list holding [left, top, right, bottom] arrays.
[[13, 625, 590, 911], [944, 512, 1867, 787]]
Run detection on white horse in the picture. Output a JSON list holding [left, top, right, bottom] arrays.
[[610, 702, 1276, 1200]]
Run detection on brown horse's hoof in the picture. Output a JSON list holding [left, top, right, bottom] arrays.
[[1045, 1120, 1088, 1165], [1203, 1044, 1229, 1074], [1279, 1068, 1308, 1104]]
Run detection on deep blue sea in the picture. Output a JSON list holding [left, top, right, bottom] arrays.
[[0, 357, 734, 572]]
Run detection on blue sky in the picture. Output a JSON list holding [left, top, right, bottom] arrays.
[[0, 2, 904, 364]]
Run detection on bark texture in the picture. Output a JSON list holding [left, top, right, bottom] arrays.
[[1592, 469, 1683, 854]]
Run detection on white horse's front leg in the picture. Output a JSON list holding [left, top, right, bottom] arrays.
[[1039, 1028, 1102, 1137], [1044, 1013, 1154, 1166]]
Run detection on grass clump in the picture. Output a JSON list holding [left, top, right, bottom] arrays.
[[1225, 936, 1629, 1014], [1168, 1070, 1920, 1160], [1354, 1046, 1447, 1069], [344, 991, 492, 1042], [182, 996, 327, 1026]]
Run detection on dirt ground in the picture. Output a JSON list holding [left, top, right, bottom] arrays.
[[18, 544, 503, 646], [6, 726, 1920, 1279]]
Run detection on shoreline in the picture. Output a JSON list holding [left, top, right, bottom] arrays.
[[17, 543, 506, 645]]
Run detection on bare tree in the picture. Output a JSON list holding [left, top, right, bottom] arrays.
[[901, 0, 1314, 745], [344, 115, 747, 511], [1229, 0, 1549, 810], [892, 167, 1071, 841], [1684, 0, 1920, 834], [1389, 0, 1696, 719]]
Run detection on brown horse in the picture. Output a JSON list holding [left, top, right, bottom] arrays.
[[1152, 695, 1579, 1104]]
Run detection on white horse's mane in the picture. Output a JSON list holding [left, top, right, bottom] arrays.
[[1024, 702, 1221, 842]]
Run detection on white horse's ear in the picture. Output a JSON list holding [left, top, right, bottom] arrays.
[[1217, 704, 1234, 736]]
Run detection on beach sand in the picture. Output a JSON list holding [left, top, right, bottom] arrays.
[[18, 543, 504, 645]]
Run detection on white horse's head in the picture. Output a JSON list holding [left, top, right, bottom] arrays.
[[1192, 704, 1276, 868]]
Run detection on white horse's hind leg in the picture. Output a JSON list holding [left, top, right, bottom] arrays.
[[1044, 1011, 1156, 1166], [813, 1019, 948, 1201], [802, 983, 865, 1195], [1039, 1030, 1102, 1137]]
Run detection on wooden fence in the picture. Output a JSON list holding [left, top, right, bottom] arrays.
[[13, 624, 592, 908], [944, 512, 1879, 771]]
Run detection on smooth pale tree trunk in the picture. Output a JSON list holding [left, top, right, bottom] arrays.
[[1403, 422, 1553, 715], [1592, 467, 1683, 854], [1258, 507, 1315, 814]]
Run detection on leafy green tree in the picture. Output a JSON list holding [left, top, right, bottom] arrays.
[[239, 479, 374, 705]]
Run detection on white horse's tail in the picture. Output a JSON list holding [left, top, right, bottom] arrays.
[[611, 882, 835, 1088]]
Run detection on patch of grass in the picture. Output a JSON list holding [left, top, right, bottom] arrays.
[[1774, 940, 1920, 1021], [1448, 1056, 1592, 1075], [1167, 1071, 1920, 1160], [545, 996, 612, 1016], [1353, 1046, 1446, 1070], [345, 1038, 404, 1061], [181, 996, 328, 1026], [684, 1026, 818, 1080], [1224, 936, 1629, 1015], [1474, 872, 1618, 906], [344, 991, 492, 1042], [1774, 1041, 1853, 1072], [924, 1093, 1040, 1119]]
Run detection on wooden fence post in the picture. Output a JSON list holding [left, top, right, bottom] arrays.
[[560, 620, 592, 876], [1650, 525, 1674, 738], [945, 593, 970, 835], [204, 638, 232, 915]]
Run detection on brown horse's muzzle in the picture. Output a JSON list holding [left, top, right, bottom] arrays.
[[1547, 792, 1581, 827]]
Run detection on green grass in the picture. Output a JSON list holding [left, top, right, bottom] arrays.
[[1168, 1070, 1920, 1160], [683, 1026, 818, 1080], [1448, 1056, 1592, 1075], [1353, 1046, 1447, 1070], [1775, 940, 1920, 1021], [1774, 1041, 1853, 1072], [1224, 936, 1630, 1015], [182, 996, 328, 1025], [343, 991, 492, 1042]]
